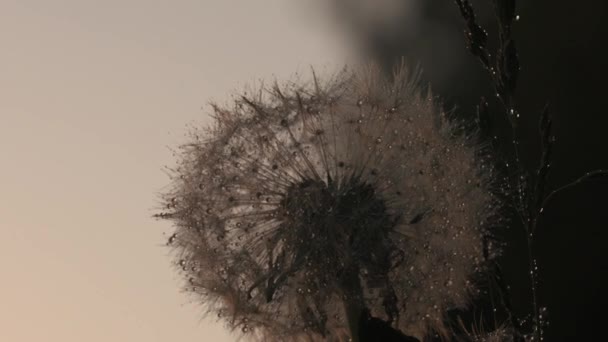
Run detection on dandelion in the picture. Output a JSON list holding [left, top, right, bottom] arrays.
[[155, 63, 501, 341], [463, 323, 517, 342]]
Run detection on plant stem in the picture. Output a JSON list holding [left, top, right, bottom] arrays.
[[340, 267, 365, 342]]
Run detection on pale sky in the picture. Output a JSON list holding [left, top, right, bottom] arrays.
[[0, 1, 350, 341]]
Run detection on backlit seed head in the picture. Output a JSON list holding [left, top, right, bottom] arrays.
[[156, 63, 502, 341]]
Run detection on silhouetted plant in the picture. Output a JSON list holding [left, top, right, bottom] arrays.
[[155, 64, 505, 341], [453, 0, 608, 340]]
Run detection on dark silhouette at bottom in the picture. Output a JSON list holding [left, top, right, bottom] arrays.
[[359, 309, 420, 342]]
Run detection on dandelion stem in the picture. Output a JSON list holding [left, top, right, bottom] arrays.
[[340, 267, 365, 342]]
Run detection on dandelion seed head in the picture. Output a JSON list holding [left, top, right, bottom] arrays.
[[157, 63, 502, 340], [460, 318, 519, 342]]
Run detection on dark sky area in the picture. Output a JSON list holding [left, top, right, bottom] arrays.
[[330, 0, 608, 340]]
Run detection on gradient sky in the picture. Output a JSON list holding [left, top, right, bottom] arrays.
[[0, 1, 350, 341]]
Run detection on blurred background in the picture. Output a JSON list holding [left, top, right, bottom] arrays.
[[1, 1, 606, 341], [0, 1, 348, 341]]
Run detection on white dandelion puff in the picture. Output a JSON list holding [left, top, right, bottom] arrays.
[[155, 63, 502, 341]]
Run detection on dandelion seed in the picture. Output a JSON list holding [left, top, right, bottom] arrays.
[[157, 63, 501, 341]]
